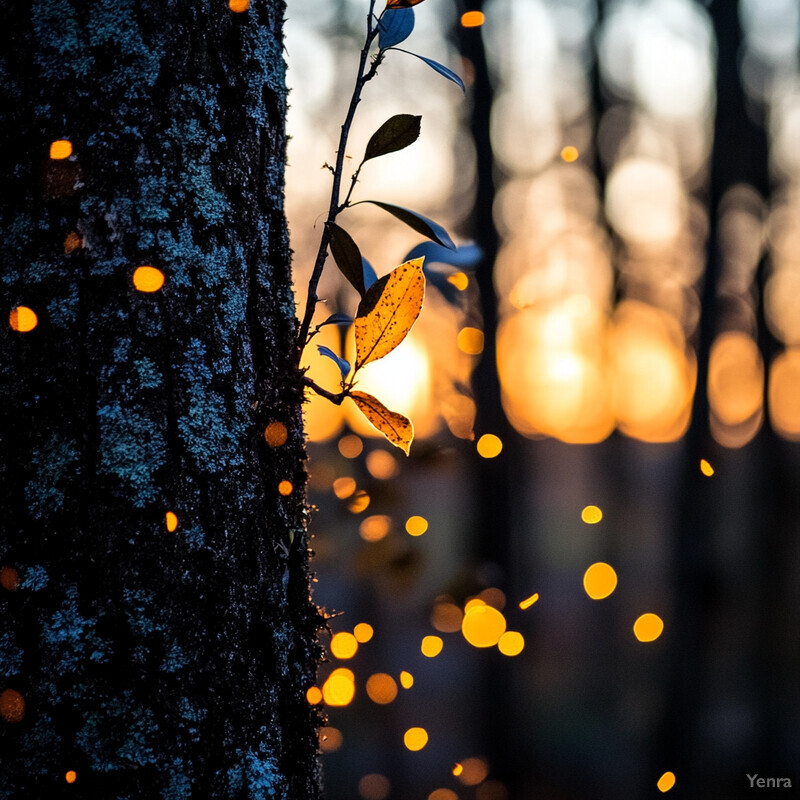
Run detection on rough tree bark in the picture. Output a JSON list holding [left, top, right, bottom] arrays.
[[0, 1, 322, 797]]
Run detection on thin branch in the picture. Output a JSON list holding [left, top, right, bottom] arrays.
[[302, 376, 348, 405], [296, 1, 380, 354]]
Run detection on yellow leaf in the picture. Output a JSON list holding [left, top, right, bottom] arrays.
[[354, 257, 425, 369], [350, 391, 414, 455]]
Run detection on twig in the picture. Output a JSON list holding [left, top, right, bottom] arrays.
[[296, 0, 380, 355], [302, 376, 347, 405]]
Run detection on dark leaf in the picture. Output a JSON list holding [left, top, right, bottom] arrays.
[[364, 114, 421, 162], [317, 345, 351, 379], [405, 51, 465, 93], [319, 312, 354, 328], [362, 257, 378, 290], [401, 243, 480, 303], [362, 200, 455, 249], [402, 241, 482, 269], [327, 222, 365, 296], [379, 7, 415, 49]]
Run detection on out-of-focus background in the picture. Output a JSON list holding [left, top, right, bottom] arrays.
[[284, 1, 800, 797]]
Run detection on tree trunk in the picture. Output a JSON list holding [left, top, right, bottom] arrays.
[[0, 1, 322, 797]]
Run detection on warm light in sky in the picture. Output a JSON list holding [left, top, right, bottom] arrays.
[[708, 331, 764, 446], [700, 459, 714, 477], [399, 671, 414, 689], [769, 349, 800, 440], [278, 480, 293, 496], [165, 511, 178, 532], [229, 0, 249, 11]]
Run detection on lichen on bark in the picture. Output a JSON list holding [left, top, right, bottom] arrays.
[[1, 1, 322, 796]]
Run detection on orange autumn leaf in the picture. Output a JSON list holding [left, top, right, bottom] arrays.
[[386, 0, 425, 7], [350, 391, 414, 455], [354, 257, 425, 369]]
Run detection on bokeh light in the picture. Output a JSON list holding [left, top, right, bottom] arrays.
[[9, 306, 38, 332], [330, 631, 358, 660], [49, 139, 72, 159], [634, 613, 665, 642], [403, 727, 429, 751], [462, 605, 507, 648], [497, 631, 525, 656], [581, 505, 603, 524], [421, 635, 443, 657], [322, 668, 356, 706], [583, 562, 618, 600], [405, 515, 428, 536], [366, 673, 398, 705], [132, 266, 165, 293], [657, 771, 676, 792]]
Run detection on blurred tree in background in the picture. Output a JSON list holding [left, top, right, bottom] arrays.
[[289, 0, 799, 797]]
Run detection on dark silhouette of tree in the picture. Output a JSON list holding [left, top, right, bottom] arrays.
[[1, 1, 321, 796]]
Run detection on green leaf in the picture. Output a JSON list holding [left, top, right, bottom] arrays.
[[317, 345, 350, 379], [364, 114, 422, 163], [350, 391, 414, 455], [327, 222, 365, 296], [354, 257, 425, 369], [362, 200, 456, 249]]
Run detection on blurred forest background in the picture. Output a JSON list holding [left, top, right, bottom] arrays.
[[285, 0, 800, 797]]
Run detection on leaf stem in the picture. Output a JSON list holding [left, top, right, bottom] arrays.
[[296, 1, 379, 355]]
